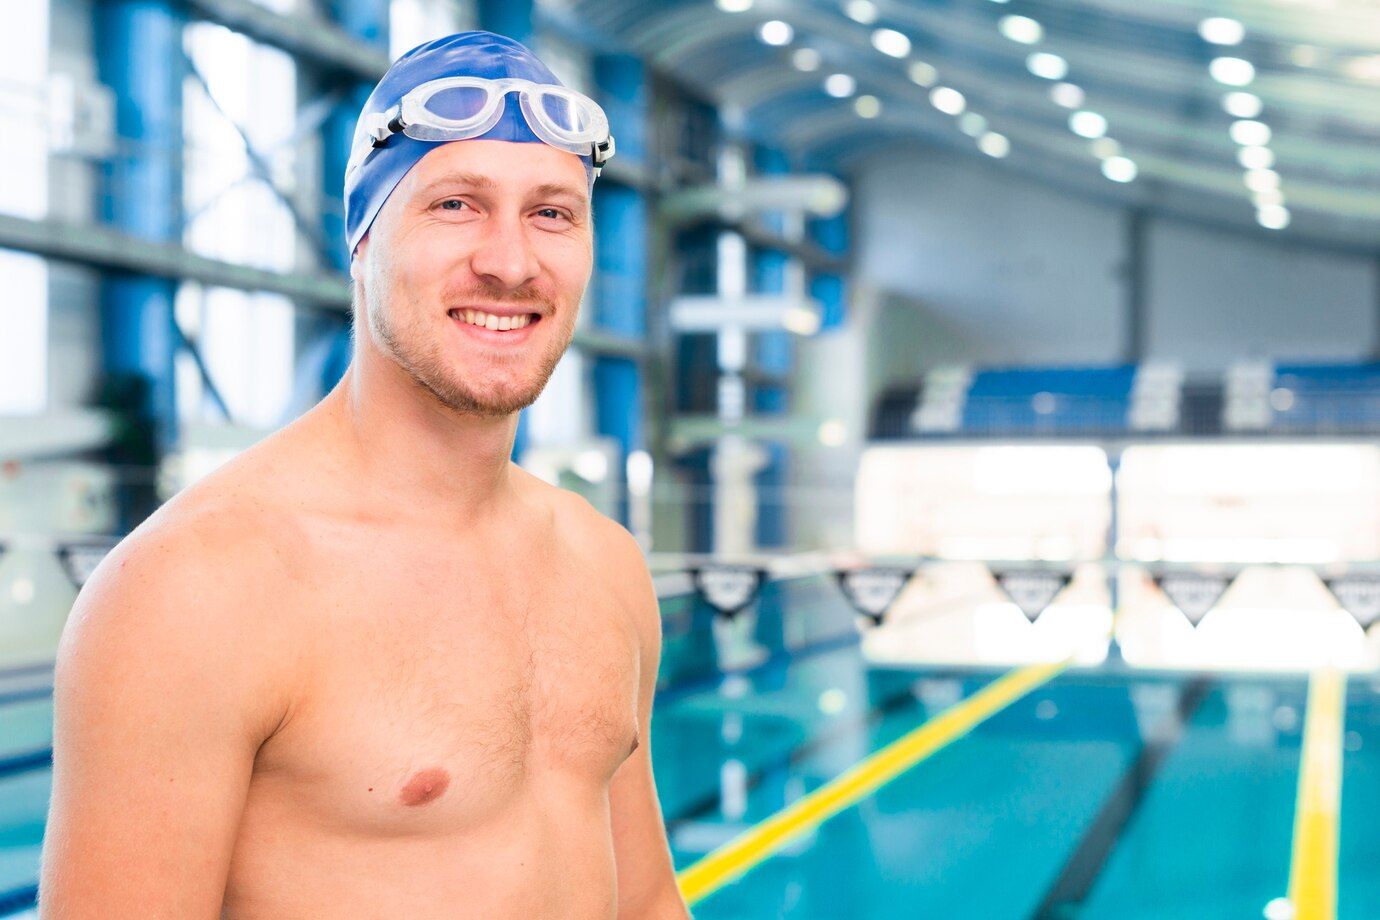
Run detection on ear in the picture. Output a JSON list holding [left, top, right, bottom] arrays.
[[349, 233, 370, 284]]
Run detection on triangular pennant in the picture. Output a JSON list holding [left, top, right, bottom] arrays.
[[994, 569, 1071, 622], [835, 567, 915, 626], [692, 566, 767, 618], [1325, 575, 1380, 628], [57, 540, 119, 590], [1154, 572, 1234, 627]]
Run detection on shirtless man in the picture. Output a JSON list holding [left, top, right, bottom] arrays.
[[40, 32, 689, 919]]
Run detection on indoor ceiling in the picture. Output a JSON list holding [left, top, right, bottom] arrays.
[[547, 0, 1380, 249]]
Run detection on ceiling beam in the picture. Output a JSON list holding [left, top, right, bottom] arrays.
[[183, 0, 388, 80]]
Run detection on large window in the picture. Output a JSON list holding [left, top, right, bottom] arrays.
[[0, 0, 50, 416], [178, 21, 297, 429]]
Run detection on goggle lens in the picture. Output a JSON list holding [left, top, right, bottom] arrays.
[[534, 92, 591, 135], [422, 84, 492, 122]]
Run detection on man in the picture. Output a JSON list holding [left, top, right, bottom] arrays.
[[41, 31, 689, 919]]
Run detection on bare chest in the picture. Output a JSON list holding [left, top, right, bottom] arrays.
[[253, 560, 642, 835]]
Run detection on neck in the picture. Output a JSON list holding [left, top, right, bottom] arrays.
[[318, 339, 520, 520]]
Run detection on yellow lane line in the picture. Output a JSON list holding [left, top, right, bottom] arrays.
[[1287, 666, 1348, 920], [676, 657, 1071, 906]]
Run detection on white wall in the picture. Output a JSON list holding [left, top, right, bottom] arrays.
[[853, 144, 1380, 372], [855, 146, 1127, 367], [1145, 221, 1377, 372]]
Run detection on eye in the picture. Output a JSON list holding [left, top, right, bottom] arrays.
[[535, 207, 569, 221], [438, 199, 467, 212]]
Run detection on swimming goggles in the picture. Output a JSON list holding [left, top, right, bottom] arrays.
[[346, 75, 616, 180]]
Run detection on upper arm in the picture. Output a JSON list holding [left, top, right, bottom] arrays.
[[40, 528, 288, 919], [598, 520, 687, 918]]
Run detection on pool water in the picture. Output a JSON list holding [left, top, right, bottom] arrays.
[[2, 575, 1378, 918], [655, 576, 1380, 919]]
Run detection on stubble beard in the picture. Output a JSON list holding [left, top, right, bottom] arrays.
[[364, 280, 575, 418]]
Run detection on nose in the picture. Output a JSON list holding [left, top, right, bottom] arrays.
[[468, 210, 541, 291]]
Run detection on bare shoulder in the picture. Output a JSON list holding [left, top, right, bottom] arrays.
[[514, 468, 657, 625], [75, 444, 306, 625], [57, 456, 306, 737]]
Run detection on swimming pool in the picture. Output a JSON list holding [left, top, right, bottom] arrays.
[[1, 575, 1376, 917]]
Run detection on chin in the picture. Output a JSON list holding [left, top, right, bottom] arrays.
[[436, 373, 546, 417]]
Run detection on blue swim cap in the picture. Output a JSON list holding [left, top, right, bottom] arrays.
[[343, 31, 597, 257]]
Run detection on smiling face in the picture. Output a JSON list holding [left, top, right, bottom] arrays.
[[351, 139, 593, 417]]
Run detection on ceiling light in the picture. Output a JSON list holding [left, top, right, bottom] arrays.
[[1345, 54, 1380, 83], [758, 20, 793, 46], [1027, 52, 1068, 80], [792, 48, 821, 72], [1230, 119, 1271, 146], [715, 0, 753, 11], [845, 0, 878, 24], [1222, 91, 1263, 118], [1237, 146, 1275, 170], [908, 60, 938, 86], [1069, 110, 1108, 138], [1244, 168, 1281, 192], [978, 132, 1010, 158], [854, 94, 881, 118], [1102, 156, 1137, 182], [930, 86, 966, 115], [959, 112, 988, 137], [1210, 57, 1255, 86], [1198, 17, 1244, 46], [1252, 188, 1285, 208], [999, 15, 1043, 44], [1050, 82, 1084, 108], [1091, 137, 1121, 159], [824, 73, 857, 98], [783, 305, 822, 335], [1290, 45, 1320, 68], [817, 420, 848, 448], [871, 28, 911, 58], [1257, 205, 1290, 230]]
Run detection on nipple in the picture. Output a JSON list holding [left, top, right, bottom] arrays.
[[399, 767, 451, 807]]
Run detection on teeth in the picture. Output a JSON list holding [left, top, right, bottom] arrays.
[[453, 310, 535, 330]]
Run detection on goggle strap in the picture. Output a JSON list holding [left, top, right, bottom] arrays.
[[367, 107, 406, 149], [593, 136, 615, 167]]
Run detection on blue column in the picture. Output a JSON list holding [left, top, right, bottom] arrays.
[[97, 0, 183, 504], [331, 0, 388, 48], [593, 358, 643, 464], [589, 52, 649, 521], [592, 184, 647, 336], [750, 145, 793, 548], [478, 0, 533, 46], [594, 53, 647, 165], [808, 205, 849, 330]]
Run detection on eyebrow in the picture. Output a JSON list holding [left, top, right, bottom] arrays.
[[532, 182, 591, 217], [416, 172, 496, 196], [532, 182, 588, 204]]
